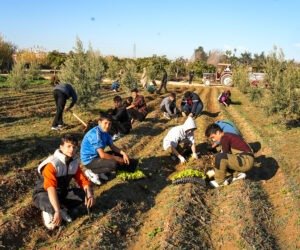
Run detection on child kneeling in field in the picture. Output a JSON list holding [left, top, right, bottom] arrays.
[[33, 134, 94, 230], [80, 113, 138, 185], [209, 120, 242, 150], [160, 92, 178, 120], [163, 117, 198, 163], [218, 90, 231, 107], [205, 123, 254, 188]]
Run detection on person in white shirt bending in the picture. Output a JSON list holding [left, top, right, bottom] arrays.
[[163, 117, 198, 163]]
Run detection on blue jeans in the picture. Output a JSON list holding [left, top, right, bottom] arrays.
[[182, 102, 203, 116]]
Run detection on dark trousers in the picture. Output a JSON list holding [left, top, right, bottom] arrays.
[[33, 188, 85, 214], [52, 90, 67, 127], [127, 108, 146, 121], [181, 102, 203, 116], [161, 104, 177, 115], [110, 120, 131, 135], [157, 80, 168, 93], [85, 151, 138, 173]]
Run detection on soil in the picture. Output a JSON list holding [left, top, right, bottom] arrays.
[[0, 83, 299, 249]]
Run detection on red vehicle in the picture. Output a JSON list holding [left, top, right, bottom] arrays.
[[202, 63, 233, 87]]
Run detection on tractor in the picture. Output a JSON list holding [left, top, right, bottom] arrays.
[[202, 63, 233, 87]]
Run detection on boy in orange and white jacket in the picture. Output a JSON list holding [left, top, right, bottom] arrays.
[[33, 134, 94, 230]]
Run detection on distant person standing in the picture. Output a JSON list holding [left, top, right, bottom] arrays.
[[156, 69, 168, 94], [140, 67, 148, 88], [51, 76, 77, 131], [188, 70, 195, 84]]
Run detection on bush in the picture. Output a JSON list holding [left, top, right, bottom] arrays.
[[232, 65, 249, 93], [7, 61, 29, 90], [248, 88, 263, 102], [59, 38, 105, 107], [106, 57, 123, 80], [267, 62, 300, 120], [120, 62, 138, 91], [26, 61, 40, 81]]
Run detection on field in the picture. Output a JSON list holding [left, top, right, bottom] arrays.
[[0, 83, 299, 249]]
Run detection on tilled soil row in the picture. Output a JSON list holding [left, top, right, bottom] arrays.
[[128, 87, 211, 249], [218, 87, 300, 249], [33, 88, 189, 249], [198, 87, 274, 249], [0, 87, 188, 249]]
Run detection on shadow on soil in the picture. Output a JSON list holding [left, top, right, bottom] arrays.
[[286, 118, 300, 129], [247, 155, 279, 181], [81, 154, 175, 248], [201, 111, 220, 118], [246, 141, 279, 181], [230, 101, 242, 105]]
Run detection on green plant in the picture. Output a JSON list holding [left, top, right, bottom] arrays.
[[26, 61, 40, 81], [7, 61, 29, 90], [148, 227, 163, 239], [170, 169, 205, 181], [232, 65, 249, 93], [116, 169, 146, 181], [248, 88, 263, 102], [59, 37, 105, 107], [120, 62, 138, 91]]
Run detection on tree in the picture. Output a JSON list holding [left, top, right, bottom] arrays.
[[7, 61, 29, 90], [45, 50, 67, 70], [232, 65, 249, 94], [252, 52, 265, 72], [120, 61, 138, 91], [168, 57, 187, 80], [189, 60, 215, 78], [0, 35, 16, 72], [207, 50, 226, 66], [26, 61, 40, 81], [106, 56, 123, 80], [193, 46, 207, 62], [59, 38, 105, 107], [264, 47, 300, 120], [146, 55, 170, 82], [240, 51, 252, 65], [16, 47, 47, 67]]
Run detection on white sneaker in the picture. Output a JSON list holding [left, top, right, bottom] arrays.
[[85, 169, 102, 185], [163, 112, 171, 120], [99, 173, 109, 181], [51, 126, 59, 131], [60, 209, 72, 223], [112, 133, 121, 141], [42, 211, 56, 230], [209, 180, 219, 188], [181, 111, 187, 117], [232, 173, 246, 182], [209, 179, 230, 188], [206, 169, 215, 178]]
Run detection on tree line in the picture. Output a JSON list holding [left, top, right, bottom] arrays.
[[1, 36, 299, 123]]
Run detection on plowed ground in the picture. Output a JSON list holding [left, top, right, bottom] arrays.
[[0, 83, 299, 249]]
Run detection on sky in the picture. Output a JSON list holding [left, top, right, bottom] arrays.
[[1, 0, 300, 61]]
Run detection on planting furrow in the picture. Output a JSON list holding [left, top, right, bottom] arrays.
[[220, 88, 299, 249]]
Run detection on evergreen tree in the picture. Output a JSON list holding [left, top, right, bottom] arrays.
[[59, 38, 105, 107], [26, 61, 40, 81], [120, 61, 138, 91], [7, 61, 28, 90]]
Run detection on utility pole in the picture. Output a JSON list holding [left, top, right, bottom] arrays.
[[133, 43, 136, 59]]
